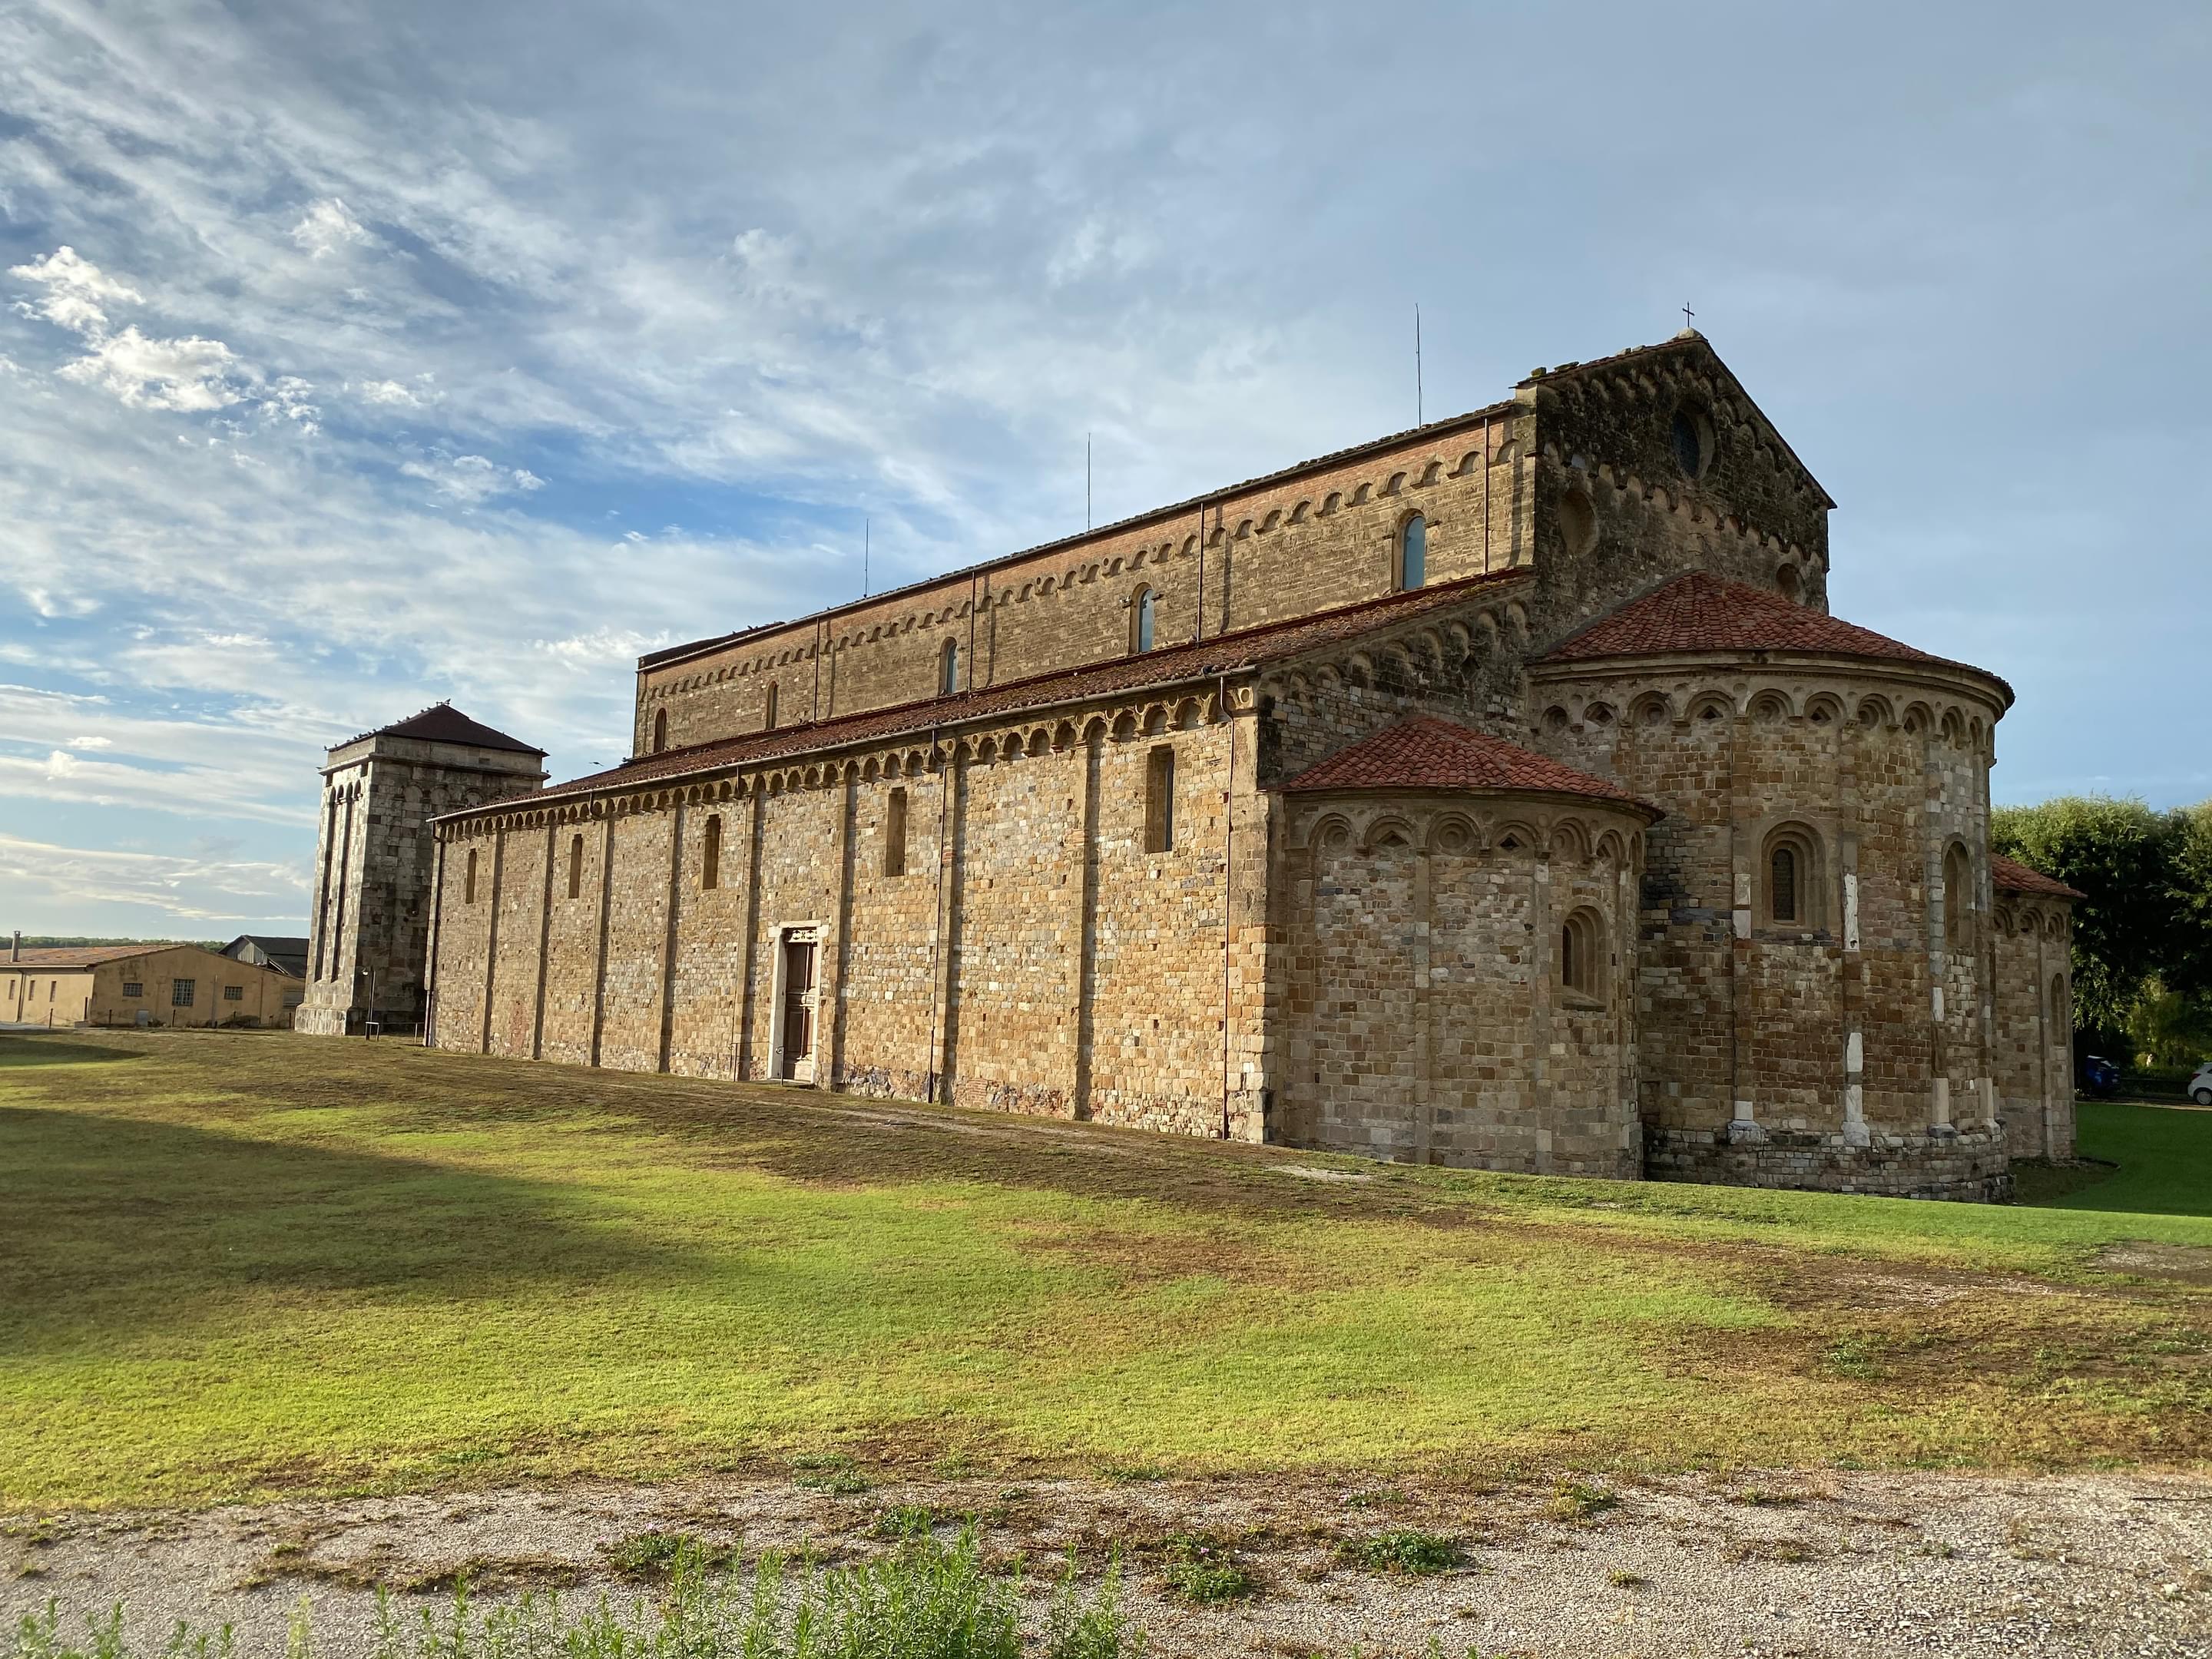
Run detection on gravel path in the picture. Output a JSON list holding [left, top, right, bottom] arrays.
[[6, 1469, 2210, 1657]]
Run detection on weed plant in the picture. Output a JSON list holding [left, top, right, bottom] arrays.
[[1335, 1529, 1465, 1575], [1157, 1534, 1254, 1604], [9, 1533, 1140, 1659]]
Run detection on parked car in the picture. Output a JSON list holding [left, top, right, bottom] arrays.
[[2191, 1061, 2212, 1108], [2078, 1054, 2123, 1098]]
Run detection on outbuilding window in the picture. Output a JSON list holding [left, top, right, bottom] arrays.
[[122, 982, 143, 998], [172, 979, 196, 1008], [224, 985, 243, 1002]]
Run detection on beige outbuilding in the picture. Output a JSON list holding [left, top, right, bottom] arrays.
[[0, 939, 298, 1030]]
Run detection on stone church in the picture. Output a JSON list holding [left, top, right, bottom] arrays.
[[310, 331, 2083, 1200]]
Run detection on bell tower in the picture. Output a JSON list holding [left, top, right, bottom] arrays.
[[297, 704, 545, 1036]]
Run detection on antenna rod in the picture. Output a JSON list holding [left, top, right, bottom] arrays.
[[863, 515, 869, 598], [1086, 432, 1092, 531], [1415, 303, 1423, 426]]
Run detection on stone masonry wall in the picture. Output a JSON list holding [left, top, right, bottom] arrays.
[[300, 734, 543, 1036], [1526, 661, 2012, 1199], [637, 412, 1532, 755], [433, 695, 1264, 1141], [1274, 793, 1646, 1177], [1992, 899, 2075, 1161]]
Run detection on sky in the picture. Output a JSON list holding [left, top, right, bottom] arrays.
[[2, 0, 2207, 939]]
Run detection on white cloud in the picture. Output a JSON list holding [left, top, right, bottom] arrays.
[[56, 323, 248, 411], [399, 452, 547, 503], [0, 833, 307, 927], [354, 376, 441, 407], [290, 197, 370, 258], [8, 245, 143, 334]]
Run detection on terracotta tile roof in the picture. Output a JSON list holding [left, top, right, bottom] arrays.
[[1992, 853, 2084, 900], [1281, 717, 1658, 814], [340, 703, 545, 756], [1539, 571, 1995, 685], [468, 571, 1529, 813]]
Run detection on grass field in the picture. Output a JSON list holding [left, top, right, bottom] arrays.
[[3, 1030, 2210, 1511]]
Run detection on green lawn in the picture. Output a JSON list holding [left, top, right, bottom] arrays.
[[3, 1031, 2210, 1511]]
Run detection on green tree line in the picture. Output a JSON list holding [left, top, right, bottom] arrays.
[[1992, 796, 2212, 1065]]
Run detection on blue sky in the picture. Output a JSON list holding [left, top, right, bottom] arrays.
[[3, 0, 2207, 936]]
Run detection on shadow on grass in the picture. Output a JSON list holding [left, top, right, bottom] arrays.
[[0, 1034, 147, 1068], [0, 1103, 707, 1353]]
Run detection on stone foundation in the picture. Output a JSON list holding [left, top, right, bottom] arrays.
[[1645, 1124, 2012, 1202]]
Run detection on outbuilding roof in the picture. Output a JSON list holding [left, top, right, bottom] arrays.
[[1280, 717, 1658, 814], [5, 942, 178, 969], [1991, 853, 2085, 901], [1538, 571, 1994, 688]]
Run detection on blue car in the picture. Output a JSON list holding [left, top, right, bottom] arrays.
[[2078, 1054, 2122, 1098]]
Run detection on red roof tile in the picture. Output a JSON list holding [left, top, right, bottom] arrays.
[[1540, 572, 1990, 684], [1992, 853, 2084, 900], [465, 571, 1530, 813], [1281, 717, 1658, 814]]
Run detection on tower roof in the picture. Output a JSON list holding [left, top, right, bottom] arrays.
[[346, 704, 545, 756], [1281, 717, 1657, 814], [1539, 571, 1996, 690]]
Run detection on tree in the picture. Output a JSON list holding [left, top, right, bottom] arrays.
[[1991, 796, 2178, 1042]]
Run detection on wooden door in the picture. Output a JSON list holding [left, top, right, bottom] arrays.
[[779, 935, 819, 1081]]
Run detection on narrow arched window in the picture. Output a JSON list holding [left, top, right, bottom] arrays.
[[464, 847, 478, 905], [1560, 907, 1606, 1003], [2049, 973, 2068, 1035], [1945, 843, 1973, 950], [939, 637, 960, 696], [1144, 745, 1175, 853], [884, 787, 909, 876], [1131, 585, 1156, 653], [568, 834, 584, 899], [763, 680, 778, 731], [1763, 825, 1823, 930], [651, 707, 667, 753], [702, 815, 722, 891], [1397, 514, 1426, 591]]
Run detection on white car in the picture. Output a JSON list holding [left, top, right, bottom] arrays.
[[2194, 1061, 2212, 1108]]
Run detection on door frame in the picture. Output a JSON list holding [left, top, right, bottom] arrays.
[[767, 920, 826, 1086]]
